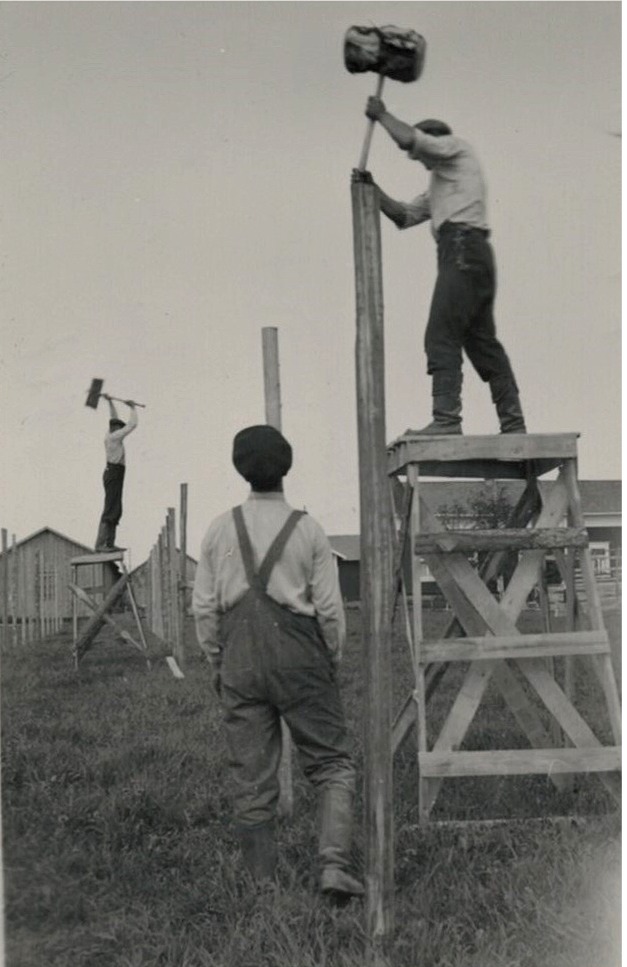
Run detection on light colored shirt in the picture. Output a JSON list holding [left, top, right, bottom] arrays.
[[104, 409, 138, 464], [399, 129, 489, 237], [192, 491, 346, 666]]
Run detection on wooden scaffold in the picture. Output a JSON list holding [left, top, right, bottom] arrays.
[[387, 433, 622, 821]]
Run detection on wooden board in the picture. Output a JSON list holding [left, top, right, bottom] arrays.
[[421, 630, 609, 663], [419, 747, 621, 778]]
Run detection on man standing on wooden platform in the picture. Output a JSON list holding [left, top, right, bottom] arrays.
[[192, 425, 363, 899], [359, 96, 527, 436], [95, 396, 138, 551]]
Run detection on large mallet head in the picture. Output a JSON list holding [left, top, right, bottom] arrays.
[[85, 378, 104, 409], [344, 24, 426, 170]]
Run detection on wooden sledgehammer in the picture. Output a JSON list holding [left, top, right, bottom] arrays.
[[344, 24, 427, 171], [85, 377, 146, 409]]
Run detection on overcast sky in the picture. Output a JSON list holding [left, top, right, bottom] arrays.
[[2, 1, 621, 565]]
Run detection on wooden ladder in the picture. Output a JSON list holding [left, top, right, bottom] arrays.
[[387, 432, 621, 822]]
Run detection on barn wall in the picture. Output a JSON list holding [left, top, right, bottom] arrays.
[[4, 532, 113, 624]]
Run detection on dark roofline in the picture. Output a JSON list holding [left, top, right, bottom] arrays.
[[3, 526, 93, 554]]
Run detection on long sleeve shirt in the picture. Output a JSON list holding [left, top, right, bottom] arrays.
[[398, 129, 489, 237], [192, 491, 346, 667]]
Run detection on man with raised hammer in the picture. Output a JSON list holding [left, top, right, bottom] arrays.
[[192, 425, 363, 899], [358, 96, 527, 436], [94, 396, 138, 551]]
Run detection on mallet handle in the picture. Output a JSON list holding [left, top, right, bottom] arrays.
[[106, 395, 146, 408], [358, 74, 385, 171]]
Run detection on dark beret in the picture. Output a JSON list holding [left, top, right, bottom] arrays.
[[232, 425, 292, 487]]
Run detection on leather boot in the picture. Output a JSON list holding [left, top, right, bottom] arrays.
[[318, 785, 364, 897], [94, 521, 110, 551], [411, 372, 463, 436], [235, 821, 277, 882], [490, 375, 527, 434]]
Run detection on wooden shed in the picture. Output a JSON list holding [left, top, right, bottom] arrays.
[[0, 527, 118, 636], [130, 550, 198, 614]]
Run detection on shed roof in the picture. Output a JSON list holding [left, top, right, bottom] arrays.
[[1, 526, 93, 555]]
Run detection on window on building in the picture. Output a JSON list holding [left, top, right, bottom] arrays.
[[589, 542, 611, 576]]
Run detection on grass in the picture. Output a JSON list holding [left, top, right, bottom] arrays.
[[2, 608, 621, 967]]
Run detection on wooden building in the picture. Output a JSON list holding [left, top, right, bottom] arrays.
[[0, 527, 118, 635], [129, 550, 198, 614]]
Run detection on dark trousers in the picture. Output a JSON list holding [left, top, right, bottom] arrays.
[[100, 463, 125, 528], [425, 223, 518, 387], [220, 588, 355, 827]]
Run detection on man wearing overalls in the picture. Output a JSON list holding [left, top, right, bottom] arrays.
[[358, 96, 527, 436], [192, 425, 363, 898]]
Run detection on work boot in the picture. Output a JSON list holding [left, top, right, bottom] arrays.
[[409, 373, 462, 436], [318, 785, 364, 898], [490, 375, 527, 434], [235, 821, 278, 883], [94, 521, 110, 552]]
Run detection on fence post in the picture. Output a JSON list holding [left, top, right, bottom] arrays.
[[352, 175, 395, 952], [167, 508, 182, 668], [179, 483, 188, 659], [262, 326, 294, 819], [1, 529, 8, 648]]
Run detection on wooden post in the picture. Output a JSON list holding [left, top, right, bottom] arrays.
[[179, 483, 188, 656], [167, 508, 182, 667], [1, 529, 8, 648], [351, 176, 394, 949], [262, 326, 294, 819]]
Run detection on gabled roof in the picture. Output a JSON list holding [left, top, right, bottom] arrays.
[[130, 550, 198, 577], [2, 526, 93, 554]]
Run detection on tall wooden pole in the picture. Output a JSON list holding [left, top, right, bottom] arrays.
[[351, 175, 395, 951], [1, 529, 8, 649], [261, 326, 294, 819], [179, 482, 188, 657]]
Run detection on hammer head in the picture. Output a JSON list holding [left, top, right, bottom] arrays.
[[344, 25, 426, 83], [86, 378, 104, 409]]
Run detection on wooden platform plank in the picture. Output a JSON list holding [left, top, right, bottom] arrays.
[[419, 747, 621, 778], [70, 551, 125, 565], [387, 433, 579, 476], [421, 630, 609, 663]]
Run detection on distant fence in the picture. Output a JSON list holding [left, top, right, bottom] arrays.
[[141, 484, 191, 668]]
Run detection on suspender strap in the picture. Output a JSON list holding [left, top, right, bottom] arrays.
[[232, 505, 259, 588], [231, 506, 305, 593]]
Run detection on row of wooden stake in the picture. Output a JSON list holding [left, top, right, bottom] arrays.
[[143, 484, 189, 671]]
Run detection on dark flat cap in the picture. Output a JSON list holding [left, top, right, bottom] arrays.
[[232, 425, 292, 488], [414, 118, 452, 137]]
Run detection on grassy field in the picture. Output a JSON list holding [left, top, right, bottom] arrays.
[[2, 608, 621, 967]]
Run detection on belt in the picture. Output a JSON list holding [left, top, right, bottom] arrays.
[[438, 221, 490, 238]]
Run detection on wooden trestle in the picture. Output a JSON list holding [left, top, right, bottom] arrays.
[[387, 432, 621, 822], [69, 551, 150, 669]]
